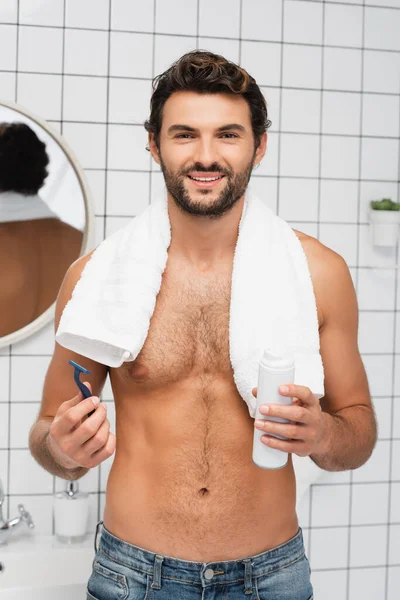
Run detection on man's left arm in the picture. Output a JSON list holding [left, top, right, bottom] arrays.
[[254, 246, 378, 472]]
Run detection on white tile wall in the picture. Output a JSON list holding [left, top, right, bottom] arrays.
[[0, 2, 399, 599], [110, 0, 154, 32], [0, 0, 18, 23], [19, 0, 64, 27], [109, 32, 154, 78], [282, 44, 322, 89], [18, 26, 64, 73], [325, 4, 363, 48], [284, 0, 323, 45], [65, 0, 110, 30]]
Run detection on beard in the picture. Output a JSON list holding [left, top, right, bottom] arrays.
[[159, 150, 256, 221]]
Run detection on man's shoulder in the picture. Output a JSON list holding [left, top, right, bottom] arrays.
[[291, 228, 344, 264], [291, 228, 349, 332]]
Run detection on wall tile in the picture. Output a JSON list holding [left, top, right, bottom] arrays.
[[373, 397, 393, 440], [350, 524, 387, 567], [281, 89, 321, 133], [62, 123, 107, 169], [279, 177, 319, 222], [64, 29, 108, 76], [362, 93, 400, 138], [108, 78, 152, 125], [361, 138, 399, 181], [388, 567, 400, 600], [0, 0, 17, 23], [241, 0, 282, 43], [280, 133, 320, 178], [351, 483, 389, 525], [107, 124, 150, 171], [322, 91, 361, 136], [320, 180, 359, 223], [311, 484, 350, 527], [66, 0, 110, 30], [0, 71, 16, 101], [155, 0, 197, 36], [241, 41, 281, 88], [363, 50, 400, 94], [311, 570, 347, 600], [0, 404, 9, 448], [358, 311, 395, 354], [0, 24, 17, 70], [282, 44, 322, 89], [110, 32, 154, 79], [310, 526, 348, 569], [9, 449, 53, 494], [106, 171, 150, 216], [348, 567, 386, 600], [321, 135, 360, 179], [63, 76, 108, 123], [17, 73, 62, 121], [111, 0, 154, 32], [284, 0, 323, 45], [10, 402, 40, 448], [199, 0, 240, 39], [364, 6, 400, 52], [324, 3, 363, 48], [19, 0, 64, 27], [18, 26, 63, 73], [324, 47, 362, 91]]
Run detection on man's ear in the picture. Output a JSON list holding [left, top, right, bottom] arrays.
[[148, 133, 161, 166], [253, 132, 267, 169]]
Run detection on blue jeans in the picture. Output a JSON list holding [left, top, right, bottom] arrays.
[[87, 521, 313, 600]]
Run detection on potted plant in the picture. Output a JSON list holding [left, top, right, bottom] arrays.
[[369, 198, 400, 247]]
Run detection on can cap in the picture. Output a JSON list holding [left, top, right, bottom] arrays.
[[261, 346, 295, 370]]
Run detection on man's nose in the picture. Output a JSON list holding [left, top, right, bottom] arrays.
[[192, 139, 220, 167]]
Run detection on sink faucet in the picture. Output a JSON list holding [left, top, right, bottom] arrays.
[[0, 478, 34, 545]]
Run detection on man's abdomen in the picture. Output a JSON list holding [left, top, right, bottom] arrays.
[[102, 389, 299, 562]]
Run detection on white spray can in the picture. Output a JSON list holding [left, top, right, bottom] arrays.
[[252, 347, 295, 469]]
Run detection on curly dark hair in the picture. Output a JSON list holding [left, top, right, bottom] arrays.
[[0, 122, 50, 195], [144, 50, 272, 151]]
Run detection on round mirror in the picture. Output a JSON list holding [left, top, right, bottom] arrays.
[[0, 99, 95, 348]]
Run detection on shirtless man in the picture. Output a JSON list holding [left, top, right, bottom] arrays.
[[29, 51, 377, 600]]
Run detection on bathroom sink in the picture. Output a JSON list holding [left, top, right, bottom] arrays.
[[0, 531, 94, 598]]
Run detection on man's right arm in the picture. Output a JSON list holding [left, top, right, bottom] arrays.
[[29, 251, 110, 481], [29, 417, 89, 481]]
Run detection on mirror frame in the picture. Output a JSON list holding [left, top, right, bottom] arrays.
[[0, 98, 96, 349]]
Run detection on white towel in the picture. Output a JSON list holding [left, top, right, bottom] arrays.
[[0, 191, 59, 223], [56, 186, 326, 506]]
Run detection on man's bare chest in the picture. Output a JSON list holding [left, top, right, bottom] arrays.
[[117, 233, 324, 386], [118, 260, 234, 385]]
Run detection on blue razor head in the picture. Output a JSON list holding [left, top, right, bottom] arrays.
[[68, 360, 92, 399], [68, 360, 91, 374]]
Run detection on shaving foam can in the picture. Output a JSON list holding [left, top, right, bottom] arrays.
[[252, 347, 295, 470]]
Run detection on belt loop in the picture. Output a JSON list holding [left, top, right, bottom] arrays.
[[151, 555, 164, 590], [94, 521, 103, 553], [242, 558, 253, 595]]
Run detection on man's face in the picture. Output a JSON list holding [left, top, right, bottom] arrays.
[[150, 91, 266, 219]]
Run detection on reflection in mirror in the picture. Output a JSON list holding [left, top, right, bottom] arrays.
[[0, 103, 90, 343]]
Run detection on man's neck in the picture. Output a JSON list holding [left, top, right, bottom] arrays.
[[167, 194, 245, 269]]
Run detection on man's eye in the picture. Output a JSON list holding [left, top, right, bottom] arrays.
[[174, 133, 238, 139]]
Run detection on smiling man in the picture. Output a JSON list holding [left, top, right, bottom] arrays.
[[31, 50, 377, 600]]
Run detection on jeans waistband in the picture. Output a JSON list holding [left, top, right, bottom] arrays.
[[95, 521, 306, 587]]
